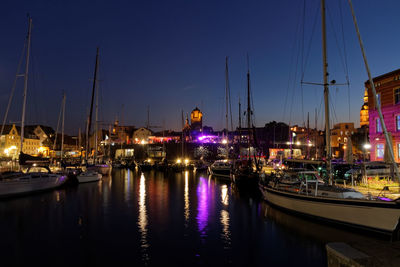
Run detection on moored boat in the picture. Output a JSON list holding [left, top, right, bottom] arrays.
[[77, 170, 102, 183], [259, 170, 400, 235], [208, 160, 232, 180], [0, 168, 68, 198]]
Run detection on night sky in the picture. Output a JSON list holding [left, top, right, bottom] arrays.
[[0, 0, 399, 135]]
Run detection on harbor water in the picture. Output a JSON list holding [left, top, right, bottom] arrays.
[[0, 168, 382, 266]]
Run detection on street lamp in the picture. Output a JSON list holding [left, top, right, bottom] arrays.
[[363, 143, 371, 162]]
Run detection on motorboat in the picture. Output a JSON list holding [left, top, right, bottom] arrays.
[[77, 170, 102, 183], [208, 160, 232, 180]]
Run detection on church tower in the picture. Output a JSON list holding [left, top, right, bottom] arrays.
[[360, 88, 369, 127], [190, 107, 203, 132]]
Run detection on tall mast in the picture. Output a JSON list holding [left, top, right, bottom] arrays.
[[78, 127, 81, 158], [348, 0, 400, 183], [315, 108, 318, 159], [95, 79, 98, 162], [307, 112, 310, 159], [86, 47, 99, 162], [20, 16, 32, 157], [246, 55, 251, 159], [238, 97, 242, 145], [108, 124, 112, 159], [147, 105, 150, 129], [181, 110, 184, 158], [321, 0, 332, 184], [225, 56, 229, 139], [61, 93, 66, 160]]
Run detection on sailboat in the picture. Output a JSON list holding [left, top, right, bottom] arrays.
[[259, 0, 400, 237], [208, 57, 233, 180], [84, 47, 110, 178], [0, 17, 68, 197], [231, 56, 260, 192]]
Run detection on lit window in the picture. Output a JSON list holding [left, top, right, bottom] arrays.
[[377, 144, 384, 159], [395, 88, 400, 104], [376, 118, 382, 133], [344, 137, 347, 143], [398, 144, 400, 159], [397, 115, 400, 131], [376, 93, 381, 108]]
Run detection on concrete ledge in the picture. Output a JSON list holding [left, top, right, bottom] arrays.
[[326, 242, 371, 267]]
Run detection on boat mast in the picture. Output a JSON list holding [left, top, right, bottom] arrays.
[[108, 124, 112, 159], [20, 16, 32, 159], [86, 47, 99, 163], [321, 0, 332, 184], [246, 56, 251, 161], [95, 78, 98, 162], [239, 97, 242, 151], [181, 110, 184, 159], [307, 112, 310, 159], [61, 93, 66, 160], [348, 0, 400, 183], [225, 56, 230, 155]]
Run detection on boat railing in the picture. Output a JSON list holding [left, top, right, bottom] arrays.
[[299, 176, 320, 197]]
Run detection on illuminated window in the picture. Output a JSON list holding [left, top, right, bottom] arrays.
[[376, 118, 382, 133], [376, 144, 384, 159], [376, 93, 381, 108], [397, 115, 400, 131], [395, 88, 400, 104], [398, 144, 400, 159]]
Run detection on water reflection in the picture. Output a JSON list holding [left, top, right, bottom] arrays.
[[220, 184, 231, 249], [138, 173, 149, 262], [184, 171, 190, 226], [124, 169, 132, 205], [221, 184, 228, 206], [196, 176, 209, 238]]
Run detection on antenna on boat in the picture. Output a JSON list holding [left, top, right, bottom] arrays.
[[348, 0, 400, 185]]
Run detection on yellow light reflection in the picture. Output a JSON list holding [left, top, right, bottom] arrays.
[[138, 173, 149, 261], [184, 170, 190, 224], [220, 209, 231, 248], [221, 184, 228, 206]]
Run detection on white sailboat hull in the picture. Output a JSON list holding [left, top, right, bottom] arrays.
[[260, 185, 400, 233], [0, 174, 68, 198], [77, 172, 102, 183]]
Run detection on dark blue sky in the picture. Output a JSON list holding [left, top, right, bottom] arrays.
[[1, 0, 399, 135]]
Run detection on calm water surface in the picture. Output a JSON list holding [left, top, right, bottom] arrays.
[[0, 169, 380, 266]]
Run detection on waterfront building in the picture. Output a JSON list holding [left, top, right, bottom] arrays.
[[111, 120, 136, 145], [25, 125, 56, 157], [288, 125, 324, 160], [367, 68, 400, 162], [132, 127, 153, 144], [0, 124, 41, 158], [330, 123, 355, 159]]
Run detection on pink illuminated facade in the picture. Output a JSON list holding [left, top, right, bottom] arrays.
[[367, 69, 400, 162]]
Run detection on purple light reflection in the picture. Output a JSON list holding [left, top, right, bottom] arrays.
[[196, 176, 209, 237]]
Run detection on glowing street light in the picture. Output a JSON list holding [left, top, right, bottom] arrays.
[[363, 143, 371, 150]]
